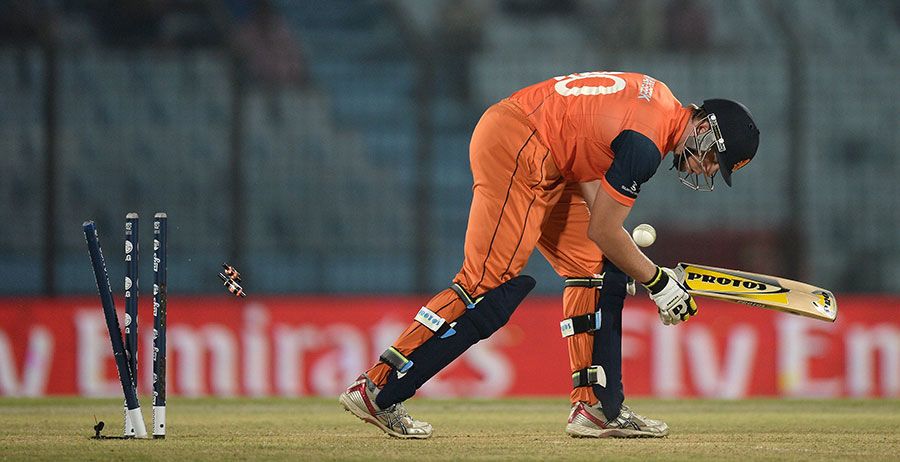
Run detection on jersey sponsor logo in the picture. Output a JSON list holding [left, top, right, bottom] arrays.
[[638, 75, 656, 101], [553, 72, 626, 97]]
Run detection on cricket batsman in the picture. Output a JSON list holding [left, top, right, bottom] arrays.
[[340, 71, 760, 438]]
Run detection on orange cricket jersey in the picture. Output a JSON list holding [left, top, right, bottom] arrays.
[[509, 72, 693, 206]]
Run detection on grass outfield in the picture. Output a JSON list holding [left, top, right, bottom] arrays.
[[1, 397, 898, 461]]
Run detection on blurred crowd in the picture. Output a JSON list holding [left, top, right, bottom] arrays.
[[0, 0, 308, 87], [0, 0, 716, 89], [498, 0, 712, 51], [0, 0, 220, 47], [2, 0, 897, 294]]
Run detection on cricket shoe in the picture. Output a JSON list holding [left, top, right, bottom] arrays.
[[339, 374, 433, 439], [566, 401, 669, 438]]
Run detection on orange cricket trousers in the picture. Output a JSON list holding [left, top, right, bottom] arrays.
[[367, 99, 604, 404]]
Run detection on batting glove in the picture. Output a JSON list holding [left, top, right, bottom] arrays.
[[643, 266, 698, 325]]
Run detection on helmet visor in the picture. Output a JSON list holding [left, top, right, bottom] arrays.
[[675, 113, 724, 192]]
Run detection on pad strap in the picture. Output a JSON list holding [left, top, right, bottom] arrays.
[[560, 312, 601, 338], [379, 346, 414, 373], [564, 276, 604, 289], [414, 306, 458, 338], [450, 282, 483, 309], [572, 365, 607, 388], [375, 275, 537, 408]]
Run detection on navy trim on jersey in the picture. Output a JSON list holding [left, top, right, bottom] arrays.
[[605, 130, 662, 200]]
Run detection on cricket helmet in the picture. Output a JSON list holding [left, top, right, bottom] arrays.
[[700, 99, 760, 186]]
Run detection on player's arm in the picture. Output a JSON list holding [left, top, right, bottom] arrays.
[[585, 130, 697, 325], [583, 130, 658, 282], [579, 180, 653, 282], [578, 180, 600, 209], [585, 188, 656, 283]]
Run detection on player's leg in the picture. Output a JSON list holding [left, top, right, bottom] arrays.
[[364, 100, 561, 390], [536, 184, 668, 438], [341, 100, 563, 438], [340, 275, 536, 439], [536, 184, 610, 407], [373, 99, 563, 403]]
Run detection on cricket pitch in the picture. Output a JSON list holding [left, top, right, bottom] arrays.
[[1, 397, 898, 461]]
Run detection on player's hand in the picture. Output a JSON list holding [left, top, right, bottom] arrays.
[[642, 266, 698, 325]]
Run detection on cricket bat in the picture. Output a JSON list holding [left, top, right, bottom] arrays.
[[674, 263, 837, 322]]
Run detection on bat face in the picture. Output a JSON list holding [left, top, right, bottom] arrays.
[[676, 263, 838, 322]]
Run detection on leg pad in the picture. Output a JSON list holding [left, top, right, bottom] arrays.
[[375, 275, 536, 408]]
